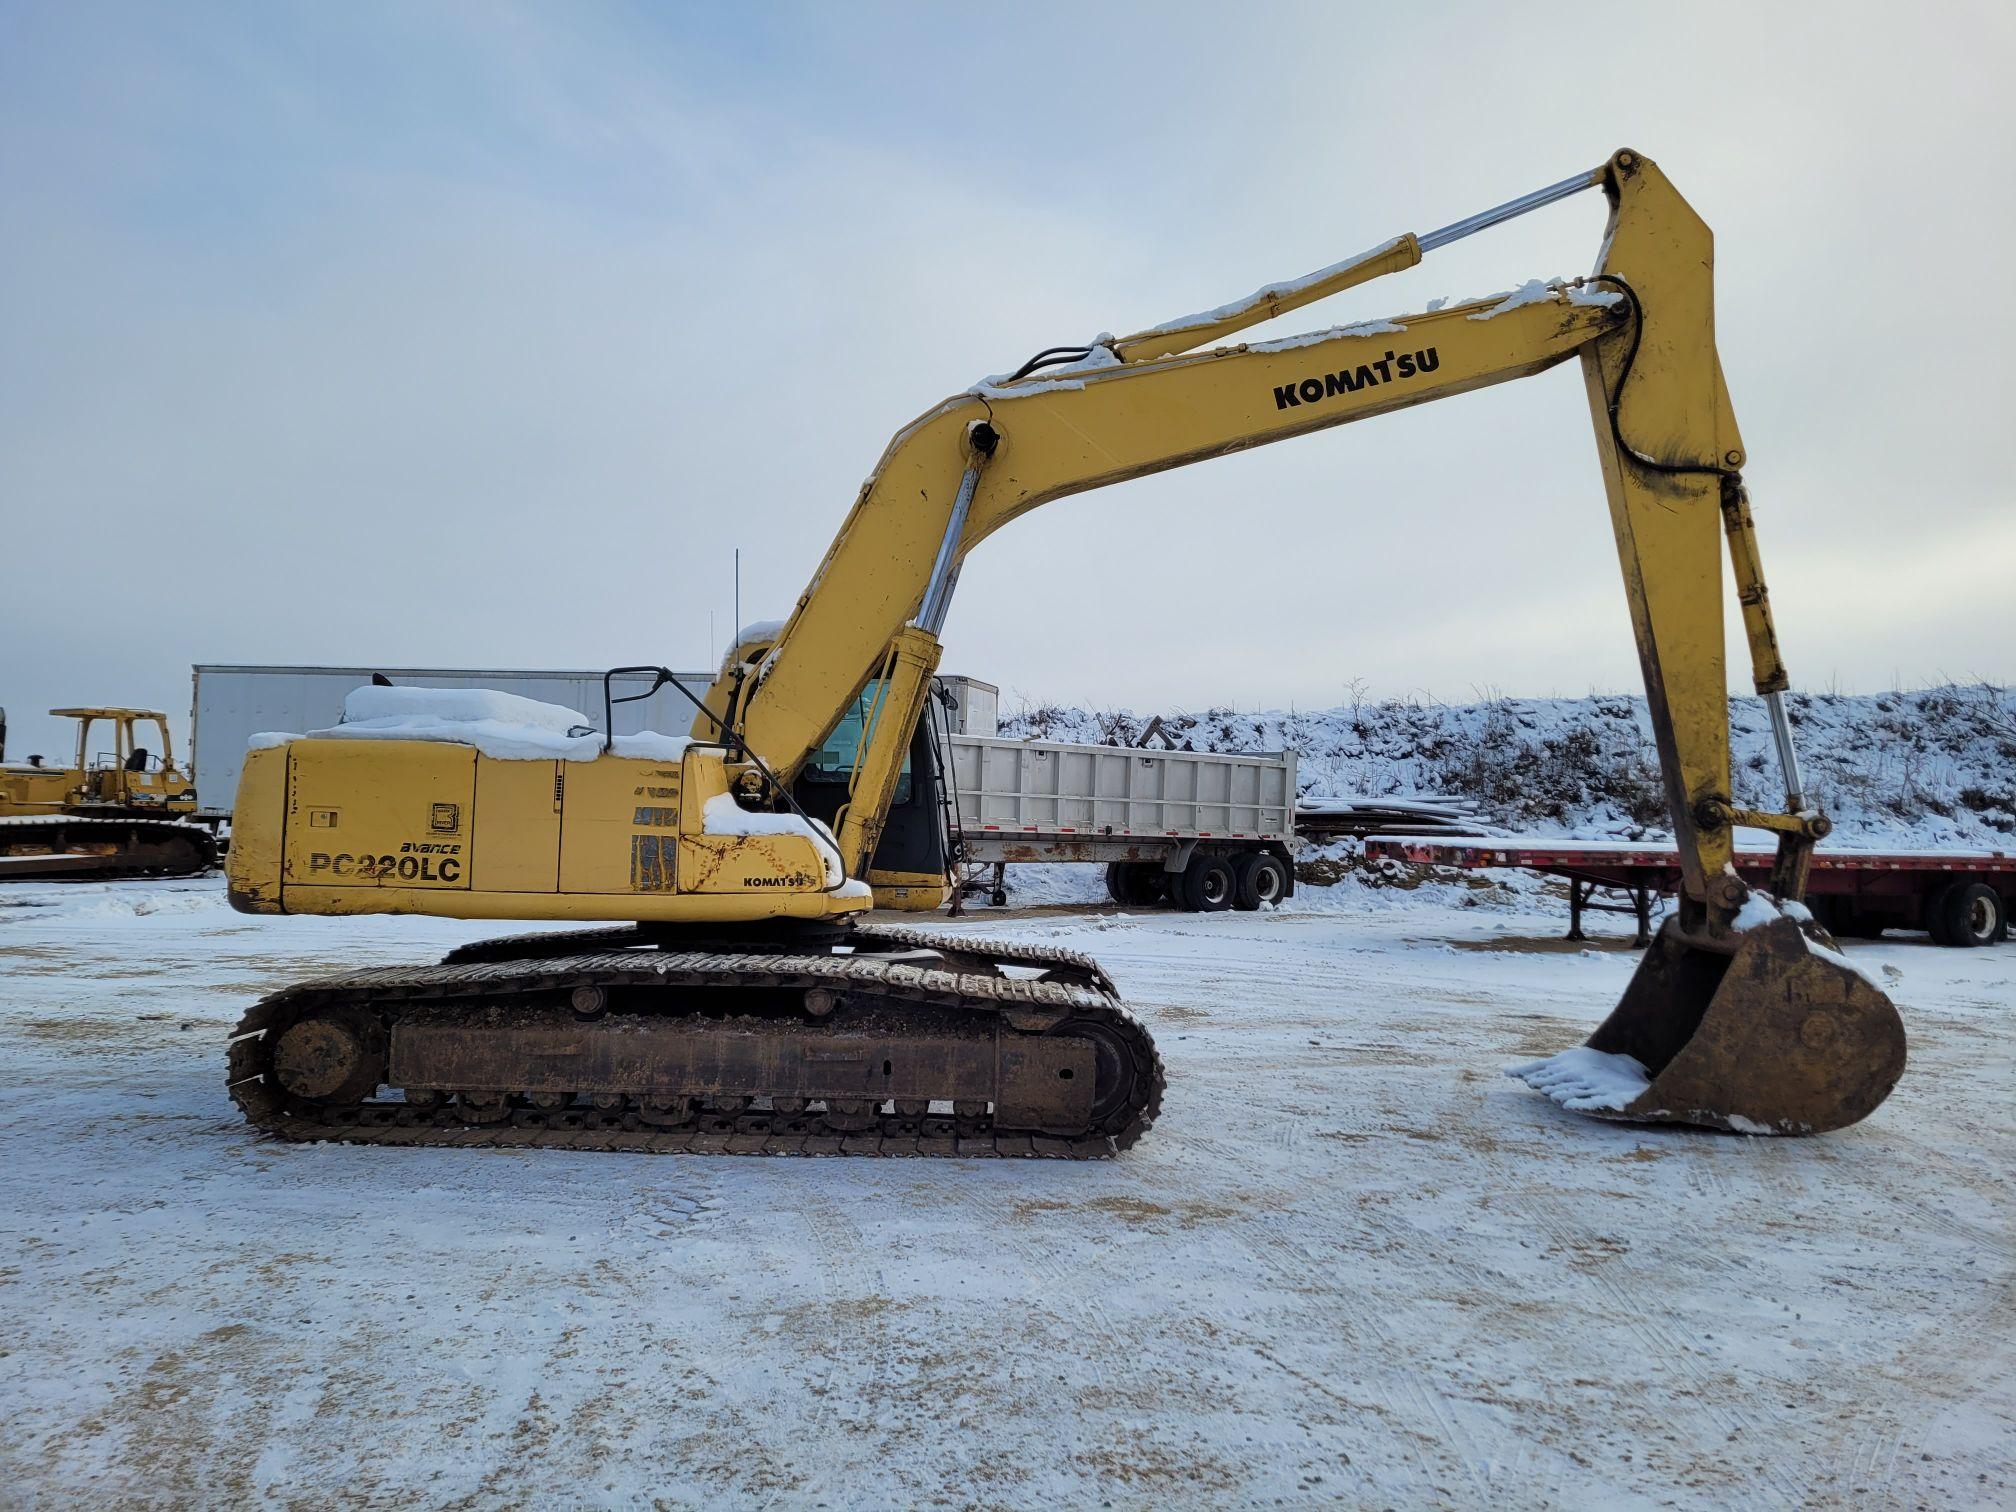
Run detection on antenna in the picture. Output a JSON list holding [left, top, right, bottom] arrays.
[[734, 547, 741, 642]]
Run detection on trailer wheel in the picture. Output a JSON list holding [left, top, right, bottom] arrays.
[[1177, 854, 1236, 913], [1810, 896, 1884, 939], [1103, 862, 1165, 907], [1938, 882, 2006, 948], [1925, 882, 1960, 945], [1232, 852, 1289, 911]]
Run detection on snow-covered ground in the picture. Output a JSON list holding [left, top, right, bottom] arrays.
[[2, 875, 2010, 1508]]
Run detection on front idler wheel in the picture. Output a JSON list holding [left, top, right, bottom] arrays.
[[271, 1009, 386, 1107], [1053, 1016, 1144, 1131]]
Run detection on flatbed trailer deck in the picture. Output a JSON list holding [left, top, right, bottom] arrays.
[[1367, 835, 2015, 947]]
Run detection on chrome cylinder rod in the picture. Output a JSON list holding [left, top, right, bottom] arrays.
[[1418, 166, 1606, 253], [917, 469, 981, 635], [916, 423, 997, 636], [1765, 690, 1809, 814]]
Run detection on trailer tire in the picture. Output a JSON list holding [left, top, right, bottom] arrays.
[[1938, 882, 2006, 948], [1811, 896, 1883, 939], [1925, 882, 1960, 946], [1176, 854, 1236, 913], [1103, 862, 1165, 908], [1232, 852, 1290, 911]]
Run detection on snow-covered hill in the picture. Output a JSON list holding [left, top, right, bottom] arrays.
[[1004, 683, 2016, 850]]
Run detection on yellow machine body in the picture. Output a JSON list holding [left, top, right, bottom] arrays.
[[866, 869, 955, 912], [230, 739, 863, 922]]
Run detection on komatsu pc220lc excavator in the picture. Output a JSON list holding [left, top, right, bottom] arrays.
[[223, 150, 1905, 1156]]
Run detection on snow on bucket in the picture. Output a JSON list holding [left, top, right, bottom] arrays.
[[1511, 910, 1906, 1135]]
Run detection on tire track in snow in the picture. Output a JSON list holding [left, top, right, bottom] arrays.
[[1232, 1207, 1499, 1503], [1497, 1184, 1816, 1510], [1437, 1083, 1698, 1499], [936, 1181, 1121, 1392], [1834, 1281, 2015, 1507], [778, 1190, 900, 1503], [1794, 1209, 2013, 1503]]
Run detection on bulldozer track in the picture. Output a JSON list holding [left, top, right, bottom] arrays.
[[0, 815, 215, 835], [226, 934, 1162, 1159], [0, 814, 218, 880]]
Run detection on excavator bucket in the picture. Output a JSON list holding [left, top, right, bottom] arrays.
[[1513, 915, 1907, 1134]]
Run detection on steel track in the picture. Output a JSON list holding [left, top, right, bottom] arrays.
[[0, 814, 218, 880], [227, 931, 1162, 1158]]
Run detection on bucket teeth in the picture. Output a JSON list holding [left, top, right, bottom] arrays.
[[1513, 915, 1907, 1135]]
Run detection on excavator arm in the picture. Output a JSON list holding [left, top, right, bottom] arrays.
[[713, 149, 1904, 1132]]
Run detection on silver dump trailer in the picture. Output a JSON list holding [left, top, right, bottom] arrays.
[[948, 737, 1297, 912], [190, 665, 1298, 911]]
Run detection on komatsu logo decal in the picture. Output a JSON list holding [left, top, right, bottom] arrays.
[[1273, 346, 1440, 410]]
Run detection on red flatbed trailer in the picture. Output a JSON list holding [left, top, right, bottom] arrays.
[[1365, 835, 2015, 948]]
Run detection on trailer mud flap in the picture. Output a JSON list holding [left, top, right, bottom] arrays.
[[1514, 915, 1907, 1134]]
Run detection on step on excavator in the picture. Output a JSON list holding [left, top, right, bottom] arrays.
[[1, 707, 219, 881], [222, 150, 1905, 1155]]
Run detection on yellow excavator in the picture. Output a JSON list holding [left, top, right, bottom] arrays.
[[223, 150, 1905, 1155], [1, 707, 218, 880]]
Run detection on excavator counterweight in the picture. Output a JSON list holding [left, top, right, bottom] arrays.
[[221, 149, 1904, 1152]]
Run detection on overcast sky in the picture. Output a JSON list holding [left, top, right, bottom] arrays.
[[2, 1, 2011, 761]]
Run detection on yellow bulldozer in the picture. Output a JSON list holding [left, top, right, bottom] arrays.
[[220, 150, 1905, 1156], [1, 706, 220, 880]]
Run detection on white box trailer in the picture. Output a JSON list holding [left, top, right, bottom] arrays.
[[936, 676, 999, 738], [190, 664, 1299, 910]]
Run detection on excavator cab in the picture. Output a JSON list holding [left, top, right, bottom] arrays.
[[789, 679, 953, 911]]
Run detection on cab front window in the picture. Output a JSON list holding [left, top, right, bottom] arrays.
[[802, 681, 911, 803]]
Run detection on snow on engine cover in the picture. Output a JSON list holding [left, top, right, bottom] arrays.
[[232, 686, 854, 919]]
